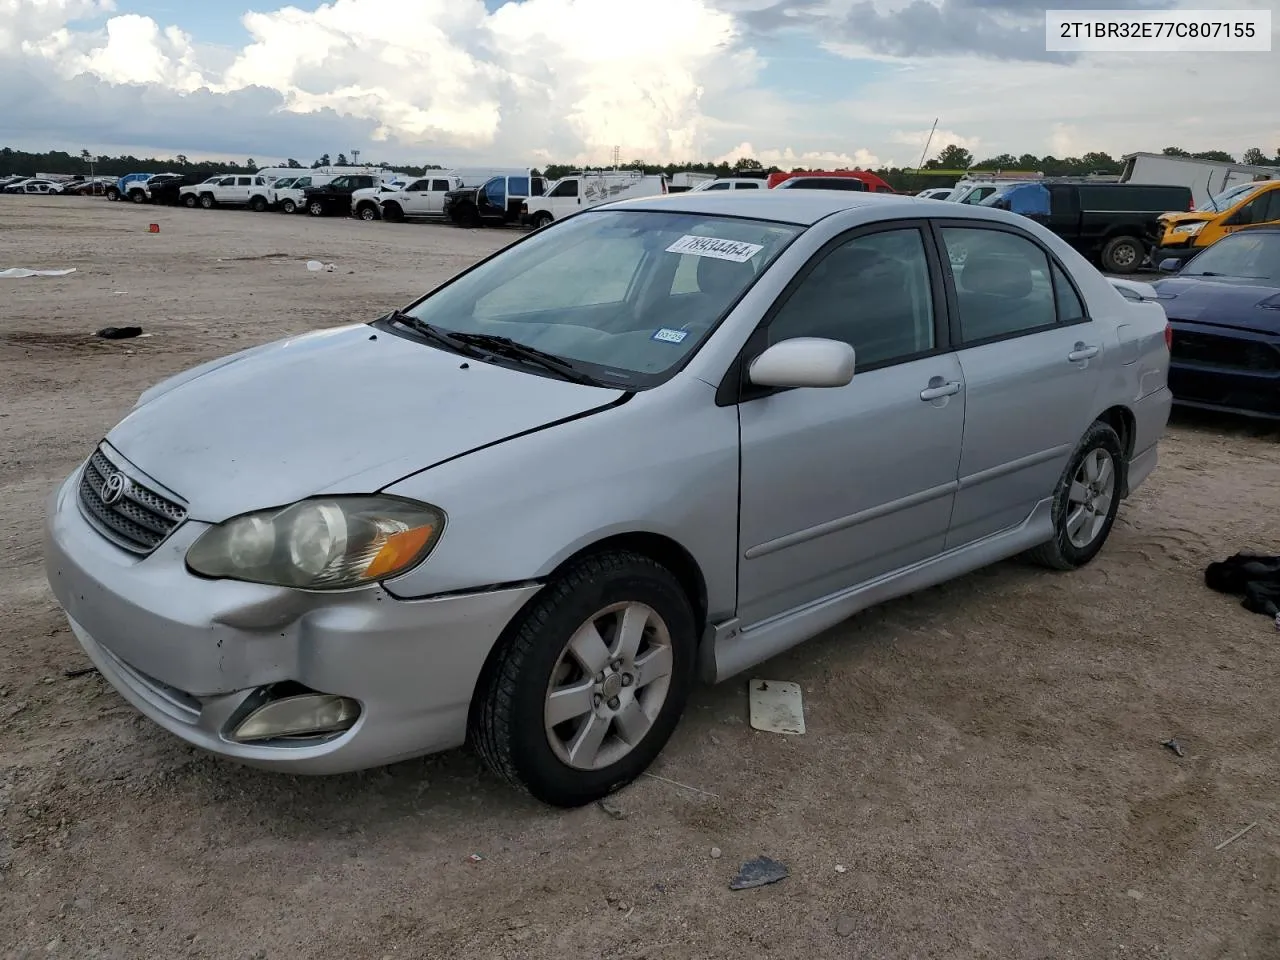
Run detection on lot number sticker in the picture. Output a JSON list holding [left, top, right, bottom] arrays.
[[652, 327, 689, 344], [666, 235, 763, 263]]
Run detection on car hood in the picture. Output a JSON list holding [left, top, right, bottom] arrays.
[[1152, 276, 1280, 333], [105, 323, 625, 522]]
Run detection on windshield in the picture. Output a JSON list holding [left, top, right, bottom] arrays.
[[1183, 232, 1280, 284], [401, 209, 802, 386], [1205, 181, 1264, 213]]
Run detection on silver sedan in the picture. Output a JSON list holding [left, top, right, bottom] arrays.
[[44, 190, 1173, 807]]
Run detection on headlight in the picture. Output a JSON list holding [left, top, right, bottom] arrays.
[[186, 496, 444, 589], [1172, 222, 1204, 236]]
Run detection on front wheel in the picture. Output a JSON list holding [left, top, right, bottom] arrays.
[[130, 191, 146, 204], [470, 551, 697, 808], [1028, 420, 1125, 570], [1101, 235, 1143, 274], [358, 204, 378, 221], [532, 212, 553, 229], [281, 199, 296, 214], [308, 201, 324, 217], [183, 194, 198, 208], [199, 194, 215, 209], [250, 196, 268, 212], [105, 188, 119, 202]]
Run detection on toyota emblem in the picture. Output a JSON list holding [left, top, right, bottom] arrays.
[[101, 471, 130, 506]]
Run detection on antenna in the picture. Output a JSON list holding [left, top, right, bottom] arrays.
[[915, 118, 938, 174]]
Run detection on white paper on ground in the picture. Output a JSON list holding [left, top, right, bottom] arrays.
[[0, 268, 77, 278], [749, 679, 805, 735]]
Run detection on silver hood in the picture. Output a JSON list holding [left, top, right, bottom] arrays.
[[105, 323, 624, 521]]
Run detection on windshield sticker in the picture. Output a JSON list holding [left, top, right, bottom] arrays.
[[666, 235, 764, 263], [652, 328, 689, 344]]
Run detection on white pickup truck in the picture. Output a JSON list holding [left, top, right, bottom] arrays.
[[269, 174, 333, 214], [365, 175, 464, 222], [180, 174, 273, 211]]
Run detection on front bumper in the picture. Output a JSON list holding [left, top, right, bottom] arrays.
[[1152, 243, 1201, 264], [44, 468, 541, 774], [1168, 322, 1280, 420]]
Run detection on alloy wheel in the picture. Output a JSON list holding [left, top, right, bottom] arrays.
[[1066, 448, 1115, 549]]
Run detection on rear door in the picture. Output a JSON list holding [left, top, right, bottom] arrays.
[[935, 221, 1105, 548], [735, 222, 965, 624]]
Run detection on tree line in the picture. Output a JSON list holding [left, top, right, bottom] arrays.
[[4, 143, 1277, 193]]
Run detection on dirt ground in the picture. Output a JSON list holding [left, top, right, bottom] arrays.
[[1, 195, 1278, 960]]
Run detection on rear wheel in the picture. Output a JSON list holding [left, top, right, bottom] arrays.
[[281, 199, 296, 214], [1101, 235, 1143, 274], [1028, 420, 1125, 570], [470, 551, 697, 808]]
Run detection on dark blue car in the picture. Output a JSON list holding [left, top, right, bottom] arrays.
[[1153, 227, 1280, 420]]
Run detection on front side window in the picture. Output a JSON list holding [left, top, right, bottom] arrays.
[[704, 182, 730, 190], [549, 180, 580, 198], [407, 180, 430, 192], [942, 227, 1058, 342], [508, 176, 530, 196], [1230, 188, 1280, 226], [484, 178, 507, 207], [766, 227, 935, 368], [402, 210, 801, 385]]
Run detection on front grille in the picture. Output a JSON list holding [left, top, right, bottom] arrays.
[[78, 446, 187, 555], [1170, 330, 1280, 372]]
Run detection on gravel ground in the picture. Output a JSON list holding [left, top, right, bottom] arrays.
[[1, 196, 1278, 960]]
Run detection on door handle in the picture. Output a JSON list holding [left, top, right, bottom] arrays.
[[920, 379, 962, 401], [1068, 343, 1099, 362]]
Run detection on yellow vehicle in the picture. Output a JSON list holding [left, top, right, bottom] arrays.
[[1154, 179, 1280, 265]]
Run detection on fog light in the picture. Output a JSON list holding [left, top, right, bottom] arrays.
[[231, 694, 360, 742]]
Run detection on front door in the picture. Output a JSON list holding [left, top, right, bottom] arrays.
[[401, 180, 432, 216], [933, 222, 1106, 548], [736, 223, 965, 625]]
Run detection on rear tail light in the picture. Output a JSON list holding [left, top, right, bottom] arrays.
[[1164, 322, 1173, 350]]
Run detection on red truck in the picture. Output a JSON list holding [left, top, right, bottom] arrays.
[[766, 170, 896, 193]]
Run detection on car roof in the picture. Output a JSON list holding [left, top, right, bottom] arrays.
[[598, 190, 949, 226]]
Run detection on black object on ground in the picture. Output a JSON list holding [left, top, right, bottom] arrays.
[[63, 666, 99, 678], [729, 856, 789, 890], [96, 326, 143, 340], [1162, 738, 1185, 757], [1204, 553, 1280, 617]]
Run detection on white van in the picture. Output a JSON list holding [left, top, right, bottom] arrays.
[[520, 172, 667, 228]]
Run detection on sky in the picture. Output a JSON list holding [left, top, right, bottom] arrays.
[[1, 0, 1276, 170]]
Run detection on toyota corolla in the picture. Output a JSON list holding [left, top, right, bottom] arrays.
[[45, 191, 1172, 807]]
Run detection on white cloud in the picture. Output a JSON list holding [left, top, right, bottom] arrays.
[[713, 141, 883, 170], [0, 0, 1272, 168]]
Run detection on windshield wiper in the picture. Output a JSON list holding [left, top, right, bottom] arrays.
[[384, 310, 488, 358], [446, 332, 599, 385]]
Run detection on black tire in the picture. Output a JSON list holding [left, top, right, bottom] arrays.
[[309, 201, 325, 217], [199, 193, 215, 210], [183, 194, 198, 208], [532, 211, 553, 229], [1101, 235, 1143, 274], [382, 202, 404, 223], [357, 203, 378, 221], [129, 190, 146, 204], [250, 196, 268, 212], [282, 199, 296, 214], [105, 188, 119, 202], [470, 551, 698, 808], [1028, 420, 1125, 571]]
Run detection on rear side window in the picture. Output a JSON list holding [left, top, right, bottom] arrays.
[[1079, 185, 1189, 211], [509, 176, 530, 196], [942, 227, 1059, 343], [431, 179, 450, 192], [1051, 263, 1086, 323], [236, 177, 251, 186], [738, 181, 761, 189]]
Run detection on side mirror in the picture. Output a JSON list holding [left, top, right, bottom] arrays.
[[747, 338, 855, 389], [1158, 257, 1182, 273]]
